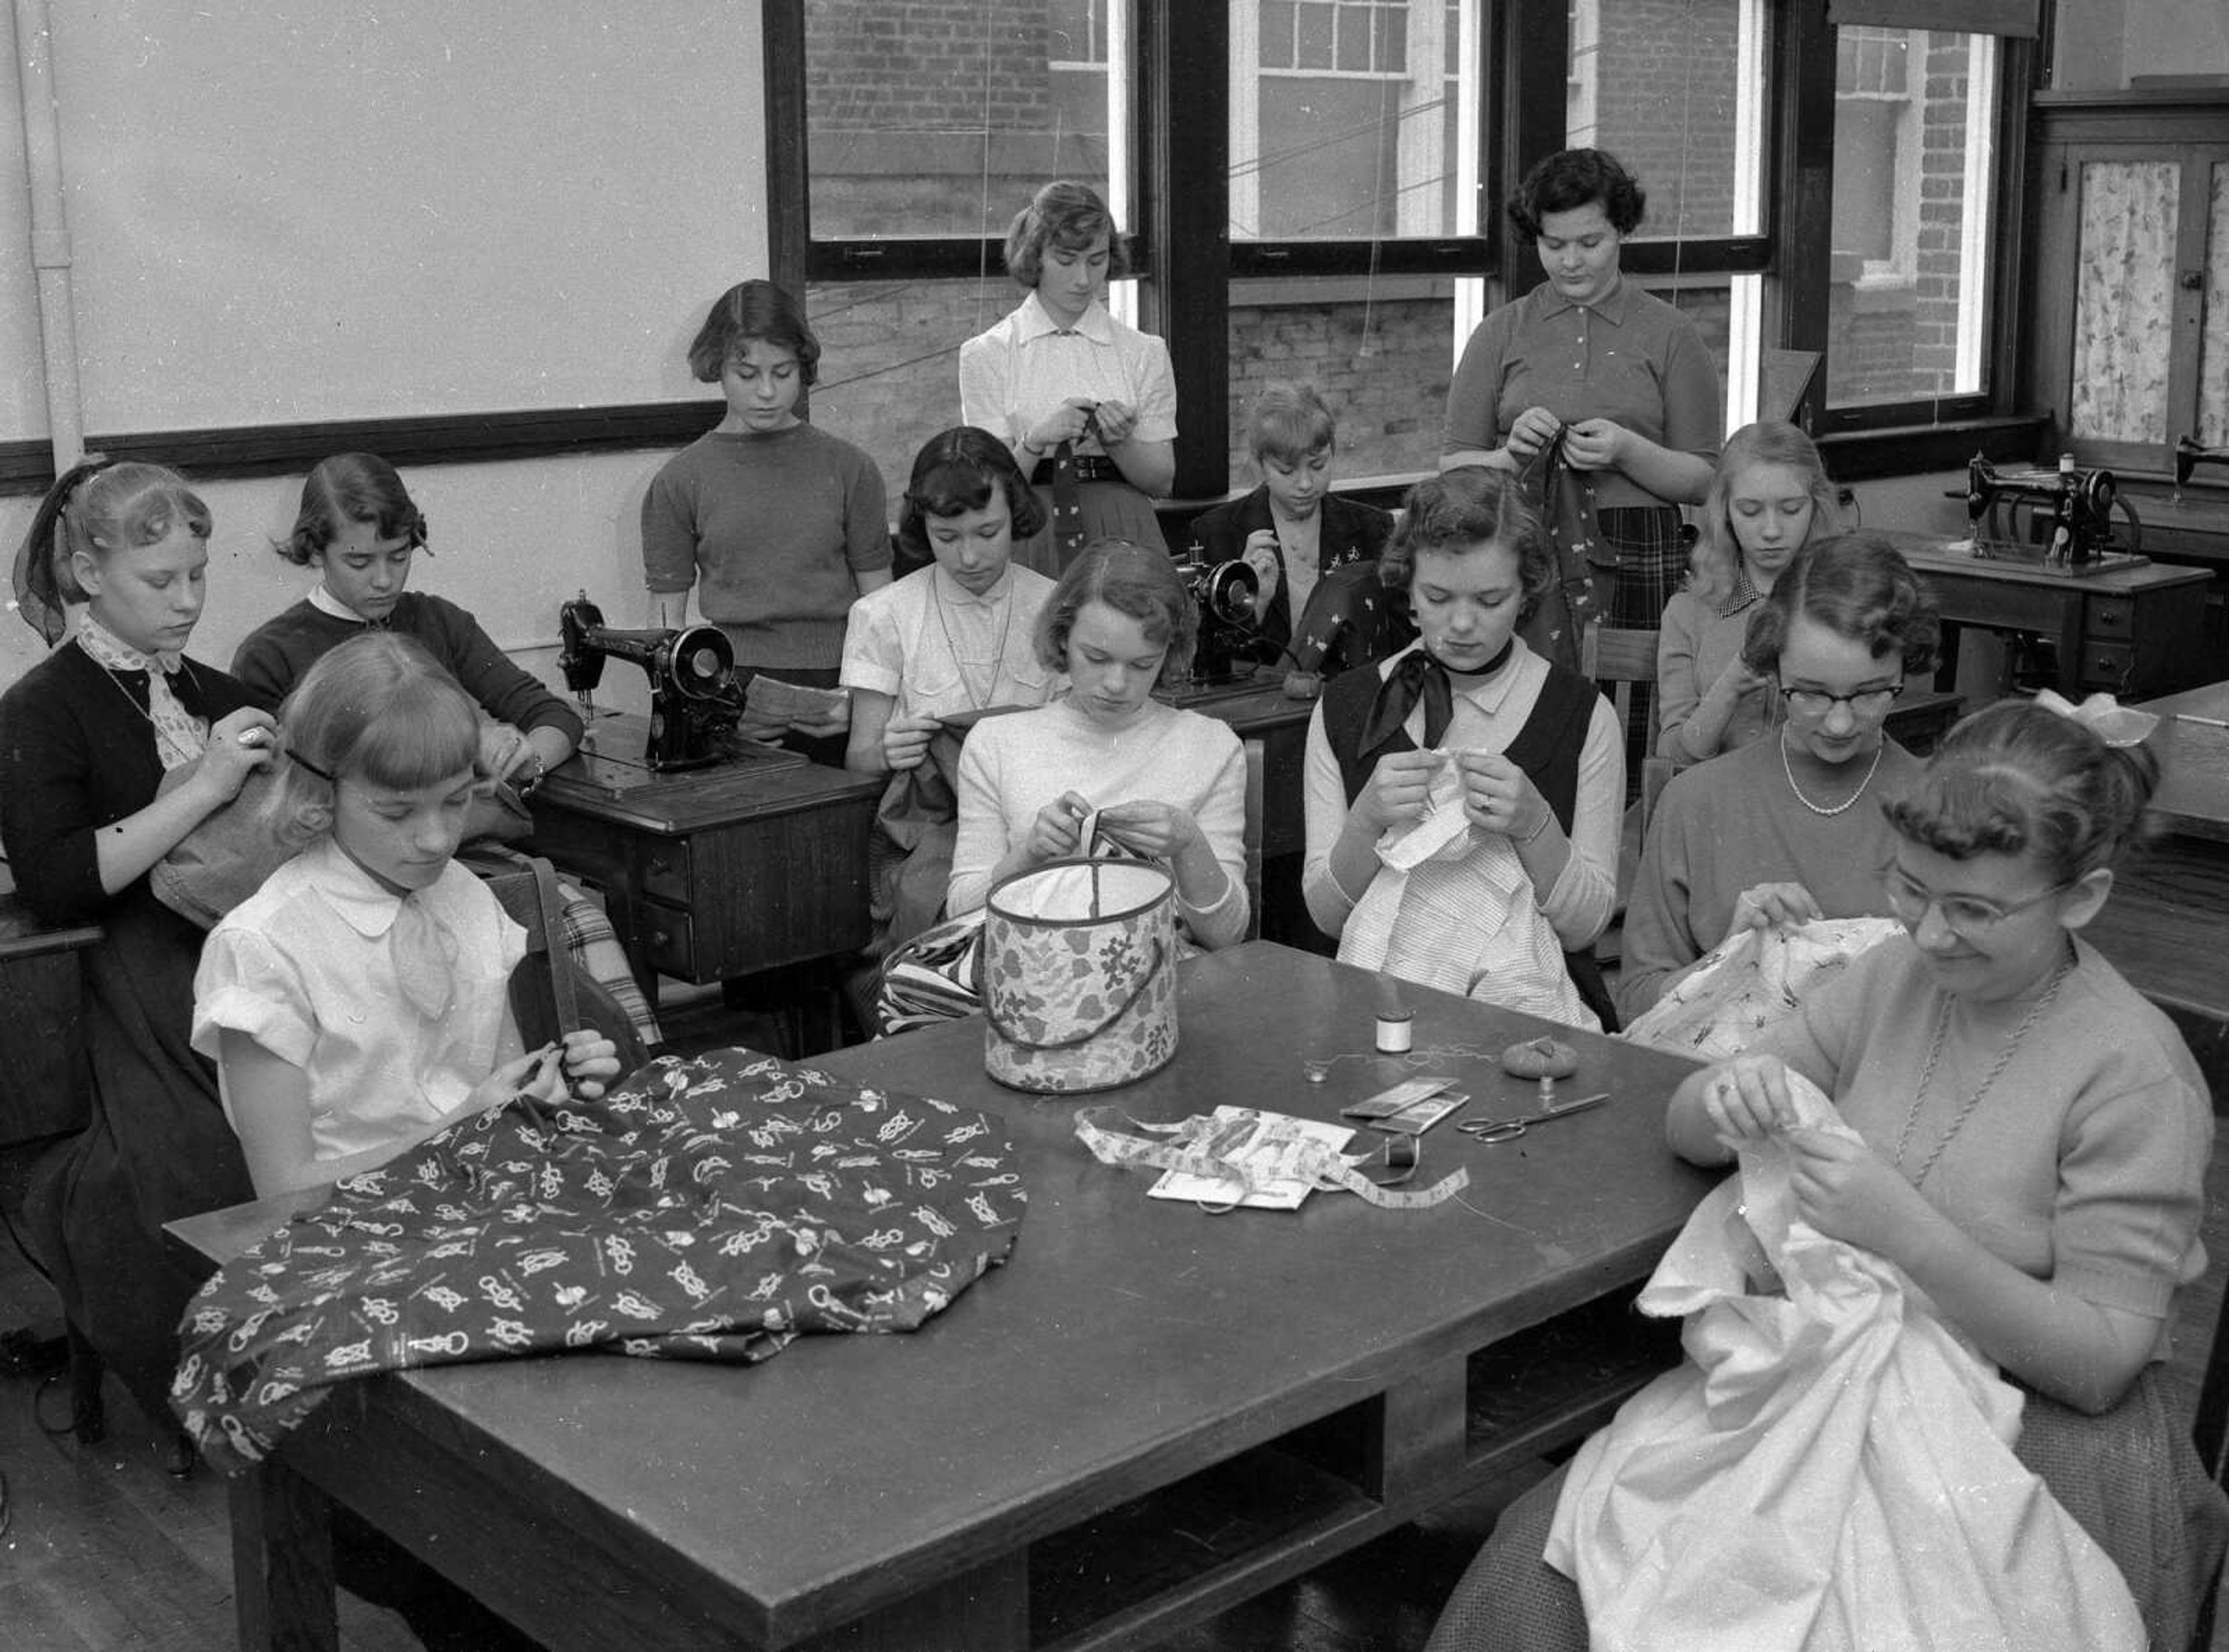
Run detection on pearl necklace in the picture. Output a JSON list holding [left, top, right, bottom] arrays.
[[1893, 958, 2072, 1189], [1780, 732, 1884, 817]]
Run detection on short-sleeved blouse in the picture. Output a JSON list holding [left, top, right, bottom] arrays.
[[839, 564, 1060, 719]]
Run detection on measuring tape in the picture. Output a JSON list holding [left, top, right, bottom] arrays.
[[1074, 1108, 1468, 1213]]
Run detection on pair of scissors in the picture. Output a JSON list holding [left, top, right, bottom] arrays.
[[1455, 1092, 1611, 1144]]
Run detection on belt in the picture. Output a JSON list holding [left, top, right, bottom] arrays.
[[1031, 453, 1123, 488]]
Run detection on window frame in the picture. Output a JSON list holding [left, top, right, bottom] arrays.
[[763, 0, 2050, 500]]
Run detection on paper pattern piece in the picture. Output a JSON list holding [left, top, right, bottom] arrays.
[[1075, 1105, 1468, 1212]]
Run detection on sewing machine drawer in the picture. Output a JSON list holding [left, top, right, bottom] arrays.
[[2078, 641, 2136, 692], [639, 844, 692, 906], [2086, 596, 2136, 640], [637, 899, 697, 980]]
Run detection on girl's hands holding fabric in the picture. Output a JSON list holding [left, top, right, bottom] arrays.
[[1700, 1054, 1795, 1145], [1242, 529, 1282, 610], [1359, 748, 1443, 832], [465, 1046, 563, 1119], [1561, 419, 1627, 472], [1027, 791, 1091, 862], [1097, 799, 1200, 860], [1782, 1128, 1931, 1261], [1504, 406, 1563, 463], [196, 708, 279, 803], [1028, 398, 1098, 452], [552, 1028, 622, 1101], [881, 712, 939, 772], [1455, 752, 1552, 842], [1722, 881, 1823, 945], [1092, 398, 1139, 447]]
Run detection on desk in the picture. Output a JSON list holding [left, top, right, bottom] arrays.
[[2136, 682, 2229, 846], [524, 713, 885, 996], [0, 892, 100, 1146], [1881, 531, 2212, 701], [174, 943, 1711, 1652]]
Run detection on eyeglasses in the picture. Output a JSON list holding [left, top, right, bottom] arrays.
[[1880, 862, 2073, 939], [1777, 680, 1903, 719]]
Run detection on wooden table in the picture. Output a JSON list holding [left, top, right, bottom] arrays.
[[1881, 531, 2213, 701], [172, 943, 1712, 1652], [523, 712, 885, 996], [2135, 681, 2229, 846], [0, 892, 100, 1146]]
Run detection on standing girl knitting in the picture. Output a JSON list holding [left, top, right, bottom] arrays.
[[1430, 695, 2226, 1652], [0, 458, 275, 1467], [643, 279, 892, 765], [194, 633, 620, 1199]]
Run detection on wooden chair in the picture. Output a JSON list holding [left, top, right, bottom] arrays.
[[1579, 619, 1674, 837], [1242, 736, 1267, 942], [475, 856, 651, 1077]]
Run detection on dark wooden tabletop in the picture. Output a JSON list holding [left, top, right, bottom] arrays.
[[2139, 682, 2229, 845], [0, 891, 101, 959], [532, 712, 882, 837], [170, 943, 1711, 1650], [1884, 531, 2216, 593]]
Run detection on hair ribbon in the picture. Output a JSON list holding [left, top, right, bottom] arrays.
[[2031, 688, 2158, 749]]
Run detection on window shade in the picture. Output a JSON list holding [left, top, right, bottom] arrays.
[[1825, 0, 2037, 36]]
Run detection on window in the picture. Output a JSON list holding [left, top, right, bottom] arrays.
[[1824, 28, 2000, 410]]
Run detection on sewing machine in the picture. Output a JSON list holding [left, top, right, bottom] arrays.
[[1169, 556, 1264, 690], [1962, 454, 2144, 573], [557, 594, 745, 770]]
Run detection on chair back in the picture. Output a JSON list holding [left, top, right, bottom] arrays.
[[1241, 736, 1267, 942], [1581, 619, 1675, 851], [476, 856, 650, 1076]]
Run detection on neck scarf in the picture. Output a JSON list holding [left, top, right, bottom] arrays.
[[390, 890, 459, 1020], [1357, 637, 1514, 759], [77, 614, 208, 772]]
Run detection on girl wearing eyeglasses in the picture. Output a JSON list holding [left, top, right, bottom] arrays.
[[1617, 533, 1937, 1023], [1434, 695, 2224, 1652]]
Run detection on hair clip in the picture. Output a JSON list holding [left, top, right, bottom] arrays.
[[288, 747, 337, 784], [2032, 688, 2159, 749]]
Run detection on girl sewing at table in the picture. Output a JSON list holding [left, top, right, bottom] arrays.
[[1430, 695, 2227, 1652], [643, 278, 892, 764], [958, 179, 1178, 572], [947, 538, 1248, 948], [1655, 420, 1840, 767], [230, 451, 658, 1047], [1300, 467, 1623, 1029], [0, 458, 273, 1472], [193, 632, 620, 1200], [841, 426, 1061, 955], [1617, 532, 1937, 1023]]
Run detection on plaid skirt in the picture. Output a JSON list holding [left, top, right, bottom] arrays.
[[1426, 1365, 2228, 1652]]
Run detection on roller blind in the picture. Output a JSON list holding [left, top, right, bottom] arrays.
[[1826, 0, 2037, 35]]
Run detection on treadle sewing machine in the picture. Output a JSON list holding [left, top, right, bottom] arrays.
[[1960, 454, 2145, 575], [1163, 555, 1264, 700], [2176, 436, 2229, 493], [557, 593, 749, 770]]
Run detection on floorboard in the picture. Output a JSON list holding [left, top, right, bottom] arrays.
[[2, 985, 2225, 1652]]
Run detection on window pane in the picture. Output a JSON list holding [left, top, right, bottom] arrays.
[[2202, 163, 2229, 449], [1566, 0, 1766, 239], [803, 276, 1021, 523], [1825, 30, 1998, 408], [1231, 1, 1480, 241], [805, 0, 1116, 242], [1229, 281, 1458, 476]]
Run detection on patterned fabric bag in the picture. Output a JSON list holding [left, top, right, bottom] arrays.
[[1620, 918, 1903, 1061], [171, 1047, 1027, 1474]]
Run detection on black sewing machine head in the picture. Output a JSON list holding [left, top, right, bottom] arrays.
[[1171, 556, 1263, 686], [558, 594, 742, 770], [2176, 437, 2229, 491], [1964, 454, 2136, 569]]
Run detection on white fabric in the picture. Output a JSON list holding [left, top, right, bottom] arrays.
[[192, 838, 525, 1168], [1302, 637, 1624, 951], [1619, 917, 1903, 1060], [839, 564, 1060, 716], [957, 293, 1180, 455], [1336, 755, 1598, 1030], [1547, 1073, 2145, 1652]]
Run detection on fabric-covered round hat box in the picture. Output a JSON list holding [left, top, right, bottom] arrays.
[[981, 858, 1177, 1093]]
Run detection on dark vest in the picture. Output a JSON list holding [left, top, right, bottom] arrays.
[[1321, 654, 1618, 1031]]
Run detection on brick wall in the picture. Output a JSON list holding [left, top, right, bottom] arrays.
[[1588, 0, 1742, 239]]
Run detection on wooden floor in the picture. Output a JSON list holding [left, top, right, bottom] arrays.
[[2, 981, 2224, 1652]]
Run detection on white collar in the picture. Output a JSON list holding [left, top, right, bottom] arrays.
[[930, 564, 1014, 609], [310, 583, 379, 623], [302, 837, 422, 939], [75, 612, 179, 674], [1016, 291, 1114, 344], [1382, 636, 1532, 715]]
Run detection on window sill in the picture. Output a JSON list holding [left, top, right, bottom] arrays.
[[1815, 414, 2046, 481]]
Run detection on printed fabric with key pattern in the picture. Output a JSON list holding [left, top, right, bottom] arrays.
[[170, 1047, 1028, 1474]]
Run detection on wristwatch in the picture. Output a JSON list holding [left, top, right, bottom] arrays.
[[515, 751, 549, 795]]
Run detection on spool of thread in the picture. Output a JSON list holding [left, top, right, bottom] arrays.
[[1374, 973, 1413, 1054], [1375, 1008, 1413, 1054]]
